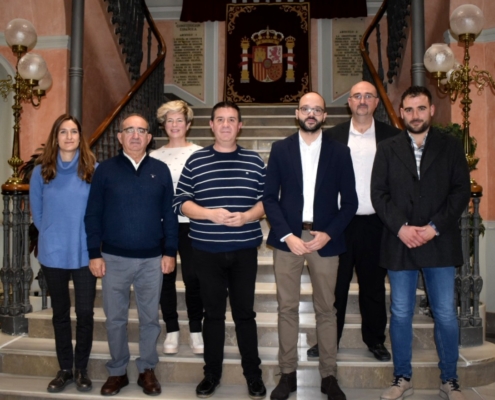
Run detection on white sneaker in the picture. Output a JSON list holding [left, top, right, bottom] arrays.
[[439, 379, 465, 400], [163, 331, 179, 354], [380, 376, 413, 400], [189, 332, 204, 354]]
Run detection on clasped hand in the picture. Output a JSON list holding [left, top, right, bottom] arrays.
[[285, 231, 331, 256], [209, 208, 248, 227]]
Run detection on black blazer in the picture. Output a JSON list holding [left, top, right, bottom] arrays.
[[263, 132, 358, 257], [371, 128, 471, 270]]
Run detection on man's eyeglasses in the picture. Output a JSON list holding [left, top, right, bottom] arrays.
[[299, 106, 325, 116], [122, 127, 148, 135], [349, 93, 378, 101]]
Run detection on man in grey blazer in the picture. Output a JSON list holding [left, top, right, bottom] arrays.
[[371, 86, 471, 400], [306, 81, 399, 361]]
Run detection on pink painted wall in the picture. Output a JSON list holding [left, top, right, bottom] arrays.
[[0, 0, 70, 164], [82, 0, 131, 137]]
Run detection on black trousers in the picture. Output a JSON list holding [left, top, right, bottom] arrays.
[[334, 214, 388, 347], [41, 265, 97, 370], [193, 247, 262, 381], [160, 223, 203, 333]]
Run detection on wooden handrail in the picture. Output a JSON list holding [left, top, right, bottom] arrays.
[[88, 0, 166, 147], [360, 0, 404, 130]]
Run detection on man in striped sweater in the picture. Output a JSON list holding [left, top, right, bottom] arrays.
[[174, 101, 267, 399]]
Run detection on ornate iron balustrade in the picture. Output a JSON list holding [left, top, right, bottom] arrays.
[[386, 0, 411, 83], [456, 189, 484, 346], [106, 0, 145, 81], [89, 0, 166, 161], [360, 0, 404, 129], [0, 185, 32, 334]]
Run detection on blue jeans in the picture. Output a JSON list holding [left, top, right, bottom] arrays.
[[388, 267, 459, 382]]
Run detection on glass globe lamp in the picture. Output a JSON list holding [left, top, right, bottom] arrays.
[[5, 19, 38, 54], [35, 71, 53, 91], [424, 43, 455, 79], [450, 4, 484, 41], [18, 53, 48, 83]]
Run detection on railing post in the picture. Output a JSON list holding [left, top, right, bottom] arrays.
[[0, 184, 31, 334], [458, 188, 484, 346]]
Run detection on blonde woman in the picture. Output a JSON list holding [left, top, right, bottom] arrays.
[[150, 100, 203, 354]]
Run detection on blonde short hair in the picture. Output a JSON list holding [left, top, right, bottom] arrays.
[[156, 100, 194, 124]]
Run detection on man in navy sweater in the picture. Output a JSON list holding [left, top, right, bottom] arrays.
[[174, 101, 267, 399], [85, 114, 178, 397]]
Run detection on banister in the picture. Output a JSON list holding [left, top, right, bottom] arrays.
[[360, 0, 404, 130], [88, 0, 166, 147]]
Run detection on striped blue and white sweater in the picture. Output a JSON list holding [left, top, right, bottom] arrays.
[[173, 145, 265, 253]]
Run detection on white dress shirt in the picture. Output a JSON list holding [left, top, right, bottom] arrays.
[[299, 130, 323, 222], [348, 119, 376, 215]]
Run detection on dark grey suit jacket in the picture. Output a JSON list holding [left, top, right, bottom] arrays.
[[370, 127, 471, 270]]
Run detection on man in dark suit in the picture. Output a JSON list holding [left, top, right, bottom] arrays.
[[263, 92, 358, 400], [306, 81, 399, 361], [371, 86, 470, 400]]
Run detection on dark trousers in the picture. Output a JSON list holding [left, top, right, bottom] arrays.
[[41, 265, 97, 370], [160, 223, 203, 333], [334, 214, 388, 347], [193, 247, 262, 381]]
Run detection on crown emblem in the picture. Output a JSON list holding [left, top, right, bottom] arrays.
[[251, 26, 284, 46]]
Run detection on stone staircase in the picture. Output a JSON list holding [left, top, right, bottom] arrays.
[[1, 106, 495, 399], [154, 105, 352, 163]]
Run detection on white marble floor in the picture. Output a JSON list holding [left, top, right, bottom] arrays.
[[1, 330, 495, 399], [0, 374, 494, 399]]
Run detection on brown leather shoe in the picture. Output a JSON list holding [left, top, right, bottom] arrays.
[[138, 368, 161, 396], [100, 374, 129, 396]]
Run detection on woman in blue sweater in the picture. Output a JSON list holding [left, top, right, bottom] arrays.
[[30, 114, 97, 393]]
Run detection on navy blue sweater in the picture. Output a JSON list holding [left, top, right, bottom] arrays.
[[85, 151, 178, 259]]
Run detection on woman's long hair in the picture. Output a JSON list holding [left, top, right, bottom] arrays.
[[38, 114, 96, 183]]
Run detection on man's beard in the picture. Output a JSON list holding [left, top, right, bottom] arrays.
[[298, 117, 323, 133], [405, 119, 431, 134]]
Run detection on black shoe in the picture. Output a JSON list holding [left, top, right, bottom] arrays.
[[307, 343, 319, 358], [270, 371, 297, 400], [368, 343, 391, 361], [196, 374, 220, 398], [247, 377, 267, 399], [321, 375, 346, 400], [47, 369, 73, 393], [74, 369, 92, 392]]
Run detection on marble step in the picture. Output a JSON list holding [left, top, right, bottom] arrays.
[[0, 374, 493, 400], [192, 105, 350, 117], [69, 281, 423, 314], [1, 336, 494, 389], [26, 308, 436, 350]]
